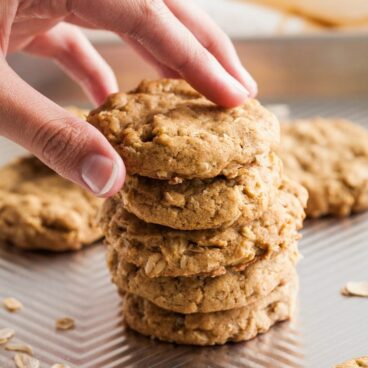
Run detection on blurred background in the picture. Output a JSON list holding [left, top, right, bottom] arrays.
[[7, 0, 368, 105]]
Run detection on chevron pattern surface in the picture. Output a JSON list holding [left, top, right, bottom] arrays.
[[1, 99, 368, 367]]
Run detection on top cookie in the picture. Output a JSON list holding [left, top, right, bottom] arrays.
[[88, 79, 280, 180], [277, 118, 368, 218]]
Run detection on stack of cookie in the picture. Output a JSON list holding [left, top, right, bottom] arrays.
[[89, 79, 307, 346]]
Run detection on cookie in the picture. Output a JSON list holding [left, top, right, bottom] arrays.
[[102, 178, 307, 277], [108, 243, 299, 314], [123, 275, 297, 346], [335, 356, 368, 368], [0, 156, 103, 251], [119, 152, 282, 230], [277, 118, 368, 218], [88, 79, 280, 180], [250, 0, 368, 26]]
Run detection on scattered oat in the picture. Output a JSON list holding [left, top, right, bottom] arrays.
[[51, 364, 71, 368], [14, 353, 40, 368], [0, 327, 15, 344], [3, 297, 23, 312], [5, 342, 33, 355], [341, 281, 368, 297], [335, 355, 368, 368], [55, 317, 75, 331]]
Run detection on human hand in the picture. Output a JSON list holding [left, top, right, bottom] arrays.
[[0, 0, 257, 197]]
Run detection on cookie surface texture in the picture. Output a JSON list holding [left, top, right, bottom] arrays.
[[0, 156, 103, 251], [277, 118, 368, 218], [88, 79, 280, 180], [123, 275, 298, 345]]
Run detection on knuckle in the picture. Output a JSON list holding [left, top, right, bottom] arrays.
[[204, 31, 233, 55], [128, 0, 165, 37], [31, 118, 88, 173], [176, 47, 208, 74], [138, 0, 165, 18]]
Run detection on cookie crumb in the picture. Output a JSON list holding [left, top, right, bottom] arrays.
[[0, 328, 15, 344], [5, 342, 33, 355], [51, 364, 71, 368], [55, 317, 75, 331], [335, 355, 368, 368], [14, 353, 40, 368], [3, 297, 23, 312], [341, 281, 368, 297]]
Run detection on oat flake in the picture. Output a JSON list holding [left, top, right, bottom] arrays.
[[55, 317, 75, 331], [0, 327, 15, 344], [5, 342, 33, 355], [3, 297, 23, 312], [14, 353, 40, 368], [341, 281, 368, 297]]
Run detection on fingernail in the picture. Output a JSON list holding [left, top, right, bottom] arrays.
[[243, 72, 258, 97], [236, 64, 258, 97], [81, 154, 120, 196], [226, 74, 250, 98]]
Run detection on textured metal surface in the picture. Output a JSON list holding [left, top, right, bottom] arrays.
[[2, 33, 368, 367], [1, 99, 367, 367]]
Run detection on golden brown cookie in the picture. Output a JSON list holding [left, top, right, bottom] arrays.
[[108, 243, 299, 314], [0, 156, 103, 251], [119, 153, 282, 230], [335, 356, 368, 368], [88, 79, 280, 180], [123, 275, 298, 346], [102, 178, 307, 277], [277, 118, 368, 218], [248, 0, 368, 26]]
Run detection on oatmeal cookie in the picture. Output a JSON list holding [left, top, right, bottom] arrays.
[[88, 79, 280, 180], [335, 356, 368, 368], [108, 244, 299, 314], [123, 275, 297, 345], [0, 156, 103, 251], [119, 153, 282, 230], [102, 178, 306, 277], [277, 118, 368, 218]]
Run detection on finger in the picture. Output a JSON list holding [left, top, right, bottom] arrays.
[[24, 23, 118, 105], [0, 60, 125, 197], [64, 14, 97, 29], [63, 16, 179, 78], [70, 0, 249, 107], [164, 0, 258, 97], [122, 35, 180, 79]]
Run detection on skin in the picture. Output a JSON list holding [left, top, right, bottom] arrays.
[[0, 0, 258, 197]]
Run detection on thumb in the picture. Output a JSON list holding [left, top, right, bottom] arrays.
[[0, 59, 125, 197]]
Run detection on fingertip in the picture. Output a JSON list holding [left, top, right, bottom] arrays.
[[104, 154, 126, 197], [233, 63, 258, 98], [80, 151, 125, 198], [242, 75, 258, 99], [201, 72, 250, 108]]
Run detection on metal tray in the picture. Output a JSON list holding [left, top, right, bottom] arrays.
[[1, 36, 368, 367]]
